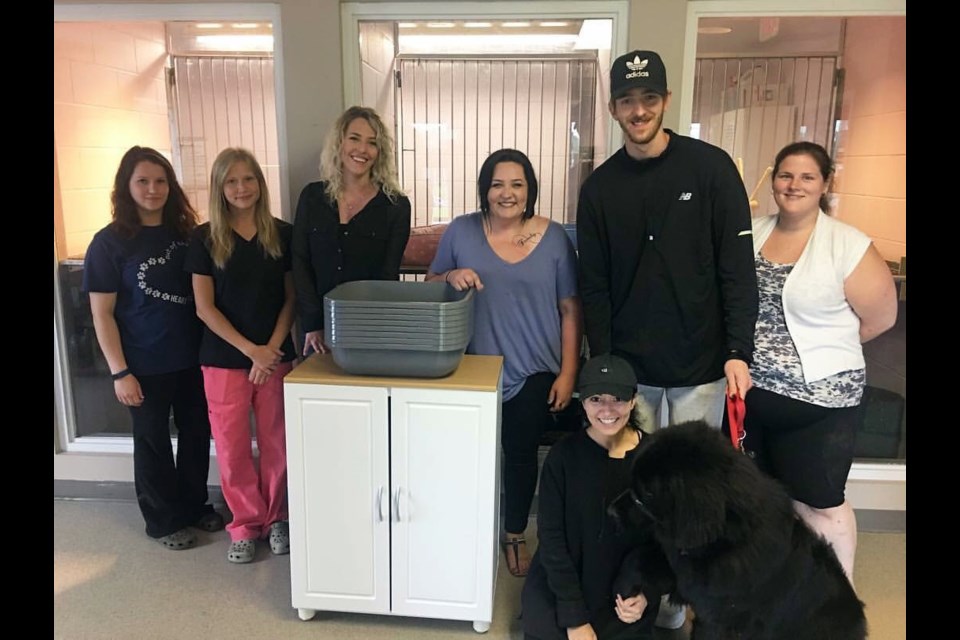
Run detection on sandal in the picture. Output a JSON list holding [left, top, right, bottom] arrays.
[[501, 535, 529, 577], [227, 539, 257, 564], [193, 511, 225, 533], [157, 528, 197, 551], [269, 521, 290, 555]]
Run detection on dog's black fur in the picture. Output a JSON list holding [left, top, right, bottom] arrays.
[[609, 421, 867, 640]]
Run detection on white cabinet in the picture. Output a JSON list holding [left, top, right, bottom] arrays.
[[283, 354, 503, 633]]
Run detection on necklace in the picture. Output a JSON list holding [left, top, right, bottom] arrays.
[[339, 184, 377, 218]]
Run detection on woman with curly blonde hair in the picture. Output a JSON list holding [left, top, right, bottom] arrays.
[[292, 106, 411, 355], [185, 147, 297, 564]]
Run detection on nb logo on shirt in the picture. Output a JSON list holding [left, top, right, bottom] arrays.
[[678, 192, 692, 201]]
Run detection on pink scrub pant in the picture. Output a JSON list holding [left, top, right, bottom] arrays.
[[202, 362, 294, 542]]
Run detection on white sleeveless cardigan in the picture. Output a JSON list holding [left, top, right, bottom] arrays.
[[752, 211, 871, 384]]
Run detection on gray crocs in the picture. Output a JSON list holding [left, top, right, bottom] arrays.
[[227, 539, 256, 564], [157, 528, 197, 551], [269, 521, 290, 555]]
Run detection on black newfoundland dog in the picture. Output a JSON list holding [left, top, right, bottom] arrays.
[[609, 421, 867, 640]]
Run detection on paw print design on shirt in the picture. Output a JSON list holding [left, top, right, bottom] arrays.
[[136, 240, 191, 305]]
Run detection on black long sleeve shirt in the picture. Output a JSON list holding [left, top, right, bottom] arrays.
[[291, 181, 411, 332], [522, 429, 658, 639], [576, 132, 758, 387]]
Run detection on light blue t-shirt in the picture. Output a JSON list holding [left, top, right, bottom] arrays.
[[430, 212, 578, 401]]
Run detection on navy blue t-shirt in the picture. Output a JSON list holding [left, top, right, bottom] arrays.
[[184, 219, 296, 369], [82, 223, 202, 376]]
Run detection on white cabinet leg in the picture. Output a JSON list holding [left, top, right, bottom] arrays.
[[472, 620, 491, 633], [297, 608, 317, 621]]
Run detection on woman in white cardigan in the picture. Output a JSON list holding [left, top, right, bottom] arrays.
[[741, 141, 897, 586]]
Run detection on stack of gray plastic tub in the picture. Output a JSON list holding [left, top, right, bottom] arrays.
[[323, 280, 474, 378]]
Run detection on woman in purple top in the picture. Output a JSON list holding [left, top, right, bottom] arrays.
[[427, 148, 583, 577]]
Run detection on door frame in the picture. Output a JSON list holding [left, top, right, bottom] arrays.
[[340, 1, 630, 157], [678, 0, 906, 134], [679, 0, 906, 514], [53, 3, 288, 478]]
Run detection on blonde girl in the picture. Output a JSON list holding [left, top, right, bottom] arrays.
[[185, 148, 297, 564]]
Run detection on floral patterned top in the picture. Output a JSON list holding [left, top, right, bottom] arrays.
[[751, 255, 864, 408]]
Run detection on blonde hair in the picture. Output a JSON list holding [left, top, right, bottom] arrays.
[[207, 148, 281, 270], [319, 106, 404, 204]]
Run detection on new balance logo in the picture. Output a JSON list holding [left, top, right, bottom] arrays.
[[678, 192, 692, 201]]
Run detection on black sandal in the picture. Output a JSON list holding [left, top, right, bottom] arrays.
[[501, 535, 529, 577]]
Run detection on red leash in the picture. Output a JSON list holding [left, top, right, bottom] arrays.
[[726, 394, 746, 453]]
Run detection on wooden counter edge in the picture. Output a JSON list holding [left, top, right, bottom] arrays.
[[283, 353, 503, 392]]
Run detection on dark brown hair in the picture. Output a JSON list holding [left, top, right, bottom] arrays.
[[110, 146, 198, 239], [477, 148, 539, 221], [773, 141, 834, 213]]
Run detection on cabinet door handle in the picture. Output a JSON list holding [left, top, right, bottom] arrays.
[[376, 486, 385, 522], [393, 487, 403, 522]]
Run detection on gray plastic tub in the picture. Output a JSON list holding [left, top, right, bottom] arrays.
[[323, 280, 475, 377], [325, 280, 473, 309], [330, 347, 469, 378]]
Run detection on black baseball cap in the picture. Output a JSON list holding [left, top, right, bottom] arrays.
[[577, 354, 637, 400], [610, 50, 668, 99]]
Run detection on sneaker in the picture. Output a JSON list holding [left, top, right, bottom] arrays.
[[269, 521, 290, 555], [156, 528, 197, 550], [655, 597, 687, 630], [227, 539, 256, 564]]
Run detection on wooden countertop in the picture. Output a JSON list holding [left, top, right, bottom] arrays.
[[284, 353, 503, 392]]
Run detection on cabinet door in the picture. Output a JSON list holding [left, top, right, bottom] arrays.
[[390, 386, 501, 621], [284, 383, 390, 614]]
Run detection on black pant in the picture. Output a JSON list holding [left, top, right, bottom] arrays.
[[502, 372, 556, 534], [128, 366, 215, 538]]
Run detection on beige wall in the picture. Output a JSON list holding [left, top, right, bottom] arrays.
[[53, 20, 171, 257], [833, 16, 906, 262]]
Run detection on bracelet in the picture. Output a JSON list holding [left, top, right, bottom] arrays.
[[445, 270, 453, 283], [111, 368, 132, 381]]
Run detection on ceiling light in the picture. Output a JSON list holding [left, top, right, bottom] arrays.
[[231, 23, 259, 29], [398, 23, 418, 29], [195, 34, 274, 52], [196, 23, 222, 29], [427, 22, 456, 28], [502, 22, 531, 28], [464, 22, 492, 28], [698, 26, 733, 35], [539, 21, 568, 27]]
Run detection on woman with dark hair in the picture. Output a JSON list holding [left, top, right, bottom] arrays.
[[740, 141, 898, 584], [83, 146, 223, 551], [292, 106, 411, 356], [521, 354, 659, 640], [186, 147, 297, 564], [426, 148, 583, 577]]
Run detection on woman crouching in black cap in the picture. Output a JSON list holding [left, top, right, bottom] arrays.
[[521, 354, 661, 640]]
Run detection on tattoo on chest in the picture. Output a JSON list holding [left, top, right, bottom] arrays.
[[513, 231, 543, 247]]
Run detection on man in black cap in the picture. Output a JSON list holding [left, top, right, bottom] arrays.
[[576, 51, 758, 627]]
